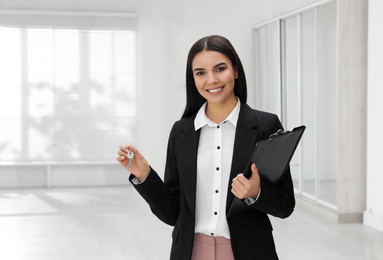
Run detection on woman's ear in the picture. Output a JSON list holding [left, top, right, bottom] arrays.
[[234, 65, 239, 79]]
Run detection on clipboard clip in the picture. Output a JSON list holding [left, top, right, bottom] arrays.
[[269, 129, 291, 139]]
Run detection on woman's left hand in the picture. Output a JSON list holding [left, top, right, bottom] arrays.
[[231, 163, 261, 200]]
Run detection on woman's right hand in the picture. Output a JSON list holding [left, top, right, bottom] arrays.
[[116, 143, 150, 182]]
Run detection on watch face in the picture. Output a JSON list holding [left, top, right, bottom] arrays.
[[245, 197, 256, 205]]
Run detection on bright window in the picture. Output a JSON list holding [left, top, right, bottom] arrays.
[[0, 11, 137, 162]]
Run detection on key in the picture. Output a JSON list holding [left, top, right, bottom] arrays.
[[127, 149, 134, 168]]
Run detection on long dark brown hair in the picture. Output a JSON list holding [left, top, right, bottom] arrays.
[[181, 35, 247, 118]]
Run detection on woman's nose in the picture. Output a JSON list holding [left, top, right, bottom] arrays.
[[207, 73, 218, 85]]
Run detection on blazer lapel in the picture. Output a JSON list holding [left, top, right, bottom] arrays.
[[176, 117, 200, 213], [226, 103, 259, 213], [176, 104, 259, 215]]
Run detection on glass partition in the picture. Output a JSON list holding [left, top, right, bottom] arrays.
[[254, 21, 281, 117], [254, 0, 337, 209]]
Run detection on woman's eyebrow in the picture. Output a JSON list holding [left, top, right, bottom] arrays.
[[214, 62, 227, 68], [193, 62, 228, 72]]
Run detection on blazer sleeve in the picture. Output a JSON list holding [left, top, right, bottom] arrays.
[[129, 122, 181, 226], [250, 114, 295, 219]]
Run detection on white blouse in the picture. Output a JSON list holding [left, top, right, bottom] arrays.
[[193, 98, 241, 239]]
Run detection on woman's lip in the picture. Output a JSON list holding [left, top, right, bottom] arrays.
[[207, 86, 224, 94]]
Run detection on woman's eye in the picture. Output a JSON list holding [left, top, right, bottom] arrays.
[[195, 71, 205, 76], [216, 67, 226, 72]]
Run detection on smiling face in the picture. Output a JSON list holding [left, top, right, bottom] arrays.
[[192, 50, 238, 107]]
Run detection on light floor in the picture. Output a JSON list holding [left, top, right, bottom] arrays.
[[0, 186, 382, 260]]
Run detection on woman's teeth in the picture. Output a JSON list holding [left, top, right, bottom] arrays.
[[208, 87, 222, 93]]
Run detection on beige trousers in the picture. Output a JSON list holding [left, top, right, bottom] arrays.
[[191, 233, 235, 260]]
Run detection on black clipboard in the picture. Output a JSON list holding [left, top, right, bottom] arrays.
[[243, 125, 306, 184], [227, 125, 306, 218]]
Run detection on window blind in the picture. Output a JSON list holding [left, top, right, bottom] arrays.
[[0, 11, 137, 162]]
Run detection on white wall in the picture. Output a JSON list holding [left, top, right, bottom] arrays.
[[0, 0, 325, 184], [364, 0, 383, 232], [337, 0, 368, 222]]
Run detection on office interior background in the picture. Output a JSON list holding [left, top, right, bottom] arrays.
[[0, 0, 382, 259]]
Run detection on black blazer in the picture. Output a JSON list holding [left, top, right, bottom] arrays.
[[129, 103, 295, 260]]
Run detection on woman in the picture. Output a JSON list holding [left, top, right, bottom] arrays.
[[117, 35, 295, 260]]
